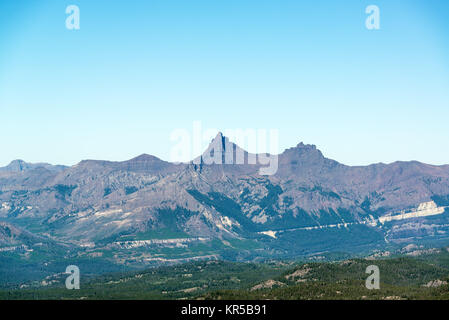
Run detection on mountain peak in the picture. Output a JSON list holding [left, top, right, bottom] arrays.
[[2, 160, 36, 172], [116, 153, 179, 174], [209, 132, 226, 150], [129, 154, 163, 163], [0, 160, 66, 173], [214, 131, 224, 139], [295, 142, 317, 150], [8, 159, 27, 168], [279, 141, 325, 164], [192, 132, 246, 166]]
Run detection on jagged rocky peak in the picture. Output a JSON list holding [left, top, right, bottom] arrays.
[[282, 141, 323, 158], [295, 142, 317, 150], [208, 132, 227, 149], [275, 141, 337, 174], [193, 132, 251, 166]]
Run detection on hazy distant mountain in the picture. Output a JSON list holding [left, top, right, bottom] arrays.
[[0, 160, 67, 173], [1, 133, 449, 281]]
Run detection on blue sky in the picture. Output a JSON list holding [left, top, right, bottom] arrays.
[[0, 0, 448, 166]]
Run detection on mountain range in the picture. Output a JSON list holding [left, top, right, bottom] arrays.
[[1, 133, 449, 283]]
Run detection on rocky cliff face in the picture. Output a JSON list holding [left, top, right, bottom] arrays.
[[1, 134, 449, 268]]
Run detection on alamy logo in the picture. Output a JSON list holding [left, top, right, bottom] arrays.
[[66, 5, 80, 30], [170, 122, 279, 176], [365, 265, 380, 290], [365, 5, 380, 30], [65, 265, 80, 290]]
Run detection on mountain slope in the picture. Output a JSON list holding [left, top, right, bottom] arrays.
[[1, 134, 449, 278]]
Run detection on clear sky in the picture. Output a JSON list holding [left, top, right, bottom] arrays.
[[0, 0, 448, 167]]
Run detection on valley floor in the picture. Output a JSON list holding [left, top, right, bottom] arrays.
[[2, 248, 449, 300]]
